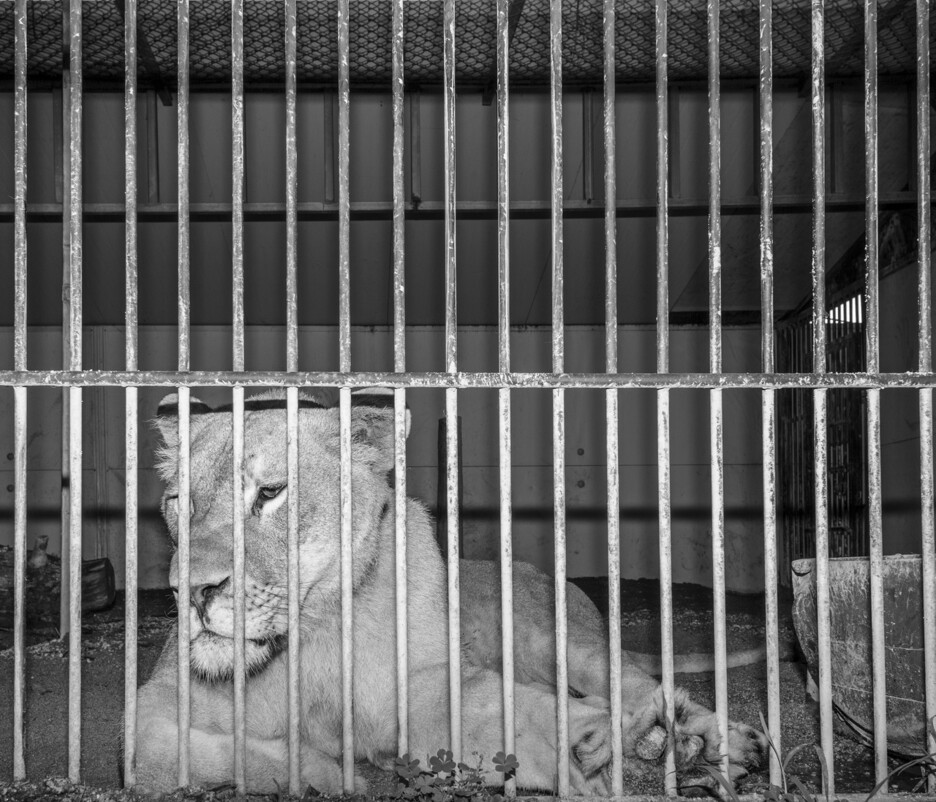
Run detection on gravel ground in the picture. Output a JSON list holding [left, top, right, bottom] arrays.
[[0, 582, 920, 800]]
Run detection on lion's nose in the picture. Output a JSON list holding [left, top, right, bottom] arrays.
[[189, 578, 229, 620]]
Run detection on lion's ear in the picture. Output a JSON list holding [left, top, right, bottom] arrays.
[[153, 393, 213, 452], [349, 405, 397, 473]]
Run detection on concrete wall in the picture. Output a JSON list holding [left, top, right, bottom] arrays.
[[0, 324, 770, 593]]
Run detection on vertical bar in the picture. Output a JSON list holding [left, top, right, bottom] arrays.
[[656, 0, 676, 793], [759, 0, 781, 786], [917, 0, 936, 790], [123, 0, 139, 785], [231, 0, 247, 793], [339, 388, 355, 791], [601, 0, 623, 796], [337, 0, 354, 789], [707, 0, 730, 783], [410, 90, 422, 204], [391, 0, 409, 760], [175, 0, 192, 787], [863, 0, 887, 787], [286, 387, 301, 794], [284, 0, 300, 793], [810, 0, 834, 793], [12, 0, 28, 779], [548, 0, 569, 794], [442, 0, 462, 764], [495, 1, 515, 794], [231, 388, 246, 793], [66, 0, 83, 782], [583, 90, 594, 204]]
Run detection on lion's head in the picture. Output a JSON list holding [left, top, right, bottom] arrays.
[[153, 389, 398, 682]]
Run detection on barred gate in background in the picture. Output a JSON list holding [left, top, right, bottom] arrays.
[[3, 0, 936, 800]]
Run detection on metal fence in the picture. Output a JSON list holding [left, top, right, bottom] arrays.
[[3, 0, 936, 798]]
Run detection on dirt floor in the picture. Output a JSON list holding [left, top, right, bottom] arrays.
[[0, 580, 925, 800]]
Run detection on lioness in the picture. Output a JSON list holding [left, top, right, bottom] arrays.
[[135, 391, 765, 795]]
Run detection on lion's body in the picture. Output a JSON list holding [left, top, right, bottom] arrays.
[[135, 392, 764, 795]]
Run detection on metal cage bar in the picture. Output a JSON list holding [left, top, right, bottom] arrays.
[[174, 0, 193, 787], [655, 0, 677, 792], [231, 0, 248, 792], [758, 0, 782, 786], [284, 0, 301, 789], [337, 0, 355, 788], [918, 0, 936, 791], [810, 0, 835, 793], [863, 0, 887, 786], [706, 0, 730, 780], [391, 0, 409, 760], [495, 0, 515, 794], [442, 0, 462, 764], [12, 0, 28, 782], [65, 0, 84, 782], [548, 0, 570, 794], [603, 0, 623, 794], [122, 0, 140, 785]]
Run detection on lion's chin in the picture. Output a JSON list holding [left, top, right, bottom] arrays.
[[189, 630, 285, 683]]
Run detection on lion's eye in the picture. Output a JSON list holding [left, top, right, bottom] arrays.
[[258, 485, 285, 501], [252, 484, 286, 515]]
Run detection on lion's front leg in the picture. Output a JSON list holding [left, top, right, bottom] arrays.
[[409, 665, 613, 795]]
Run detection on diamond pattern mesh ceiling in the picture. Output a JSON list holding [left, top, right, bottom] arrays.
[[0, 0, 928, 88]]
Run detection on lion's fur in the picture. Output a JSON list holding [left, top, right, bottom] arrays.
[[134, 391, 765, 796]]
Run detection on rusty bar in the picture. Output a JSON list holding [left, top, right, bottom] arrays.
[[284, 0, 300, 791], [176, 387, 192, 786], [177, 0, 190, 371], [65, 0, 84, 781], [603, 0, 622, 792], [759, 0, 781, 785], [707, 0, 729, 781], [656, 0, 676, 791], [232, 0, 245, 374], [339, 387, 355, 789], [286, 386, 301, 794], [495, 0, 515, 791], [443, 0, 457, 375], [549, 0, 569, 792], [285, 0, 298, 376], [918, 0, 935, 787], [864, 0, 887, 786], [12, 0, 28, 779], [811, 0, 834, 791], [232, 388, 247, 792], [391, 0, 408, 760], [123, 0, 140, 783], [409, 91, 422, 204], [338, 0, 350, 374]]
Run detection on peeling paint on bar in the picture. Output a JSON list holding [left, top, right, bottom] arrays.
[[177, 0, 190, 369], [391, 0, 409, 762], [231, 388, 247, 792], [495, 0, 514, 793], [12, 0, 28, 781], [603, 0, 623, 793], [553, 388, 569, 796], [6, 370, 936, 390], [657, 389, 676, 797], [762, 388, 781, 785], [339, 387, 355, 791], [918, 0, 936, 788], [338, 0, 351, 376], [443, 0, 457, 376], [863, 0, 887, 785], [284, 1, 300, 786]]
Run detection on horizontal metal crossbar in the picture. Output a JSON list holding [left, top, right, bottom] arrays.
[[2, 370, 936, 390]]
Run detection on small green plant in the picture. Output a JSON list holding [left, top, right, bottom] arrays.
[[393, 749, 518, 802]]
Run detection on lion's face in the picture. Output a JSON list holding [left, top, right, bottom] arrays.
[[153, 390, 395, 682]]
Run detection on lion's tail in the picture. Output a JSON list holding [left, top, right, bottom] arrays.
[[626, 640, 797, 676]]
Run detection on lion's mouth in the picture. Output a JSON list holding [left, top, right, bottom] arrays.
[[189, 629, 287, 682]]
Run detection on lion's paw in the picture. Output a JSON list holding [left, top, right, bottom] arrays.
[[568, 696, 613, 794]]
